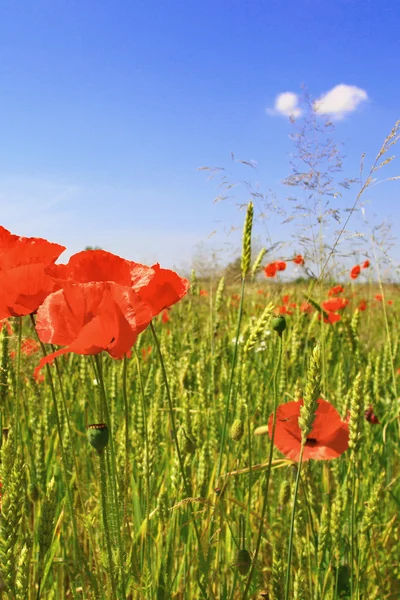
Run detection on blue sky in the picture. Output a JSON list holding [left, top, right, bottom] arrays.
[[1, 0, 399, 274]]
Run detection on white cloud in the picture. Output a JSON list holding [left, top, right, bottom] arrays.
[[266, 92, 302, 118], [314, 84, 368, 120]]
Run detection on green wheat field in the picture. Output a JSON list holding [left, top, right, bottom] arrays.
[[0, 125, 399, 600]]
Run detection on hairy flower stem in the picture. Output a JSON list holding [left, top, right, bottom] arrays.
[[122, 355, 131, 542], [99, 450, 118, 600], [216, 276, 246, 484], [30, 316, 87, 588], [284, 446, 305, 600], [150, 321, 212, 600], [13, 317, 22, 452], [94, 354, 126, 597], [242, 333, 283, 600], [133, 348, 151, 574]]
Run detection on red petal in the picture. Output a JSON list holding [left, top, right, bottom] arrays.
[[0, 264, 59, 319], [0, 226, 65, 270], [46, 249, 133, 285]]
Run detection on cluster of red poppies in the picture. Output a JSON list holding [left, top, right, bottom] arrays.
[[264, 255, 304, 278], [0, 226, 189, 376], [350, 260, 370, 280]]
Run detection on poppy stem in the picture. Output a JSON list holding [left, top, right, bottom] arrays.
[[122, 354, 132, 543], [13, 316, 22, 453], [284, 446, 305, 600], [133, 348, 152, 577], [150, 321, 213, 600], [29, 315, 96, 595], [216, 276, 246, 484], [242, 332, 284, 600], [94, 354, 127, 597], [98, 449, 118, 600]]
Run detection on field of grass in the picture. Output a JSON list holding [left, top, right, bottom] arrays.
[[0, 215, 399, 600]]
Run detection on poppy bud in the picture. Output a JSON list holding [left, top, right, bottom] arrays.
[[230, 418, 244, 442], [235, 548, 252, 576], [272, 315, 286, 336], [87, 423, 109, 452]]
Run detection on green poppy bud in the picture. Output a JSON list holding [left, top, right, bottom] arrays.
[[87, 423, 109, 452], [235, 548, 252, 576], [272, 315, 286, 336]]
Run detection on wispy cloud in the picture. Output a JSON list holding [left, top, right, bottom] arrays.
[[266, 92, 302, 118], [314, 84, 368, 119]]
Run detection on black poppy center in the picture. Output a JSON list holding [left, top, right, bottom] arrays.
[[305, 437, 318, 447]]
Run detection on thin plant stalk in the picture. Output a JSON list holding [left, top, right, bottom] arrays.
[[284, 446, 305, 600], [13, 316, 22, 451], [133, 347, 152, 585], [216, 276, 246, 483], [150, 321, 212, 600], [30, 315, 86, 586], [94, 354, 127, 597], [242, 332, 283, 600], [122, 355, 131, 543], [99, 449, 117, 600]]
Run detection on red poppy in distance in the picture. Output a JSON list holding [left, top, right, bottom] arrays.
[[276, 261, 287, 272], [0, 227, 65, 320], [264, 263, 278, 278], [267, 398, 349, 461], [321, 298, 349, 312], [320, 311, 341, 324], [358, 300, 367, 311], [328, 285, 344, 297], [293, 255, 304, 265], [34, 282, 153, 375], [362, 260, 370, 269], [350, 265, 361, 280], [300, 302, 313, 314]]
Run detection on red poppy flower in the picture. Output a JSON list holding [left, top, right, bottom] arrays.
[[0, 320, 13, 335], [282, 295, 290, 305], [0, 227, 65, 320], [300, 302, 313, 314], [321, 298, 349, 312], [328, 285, 344, 297], [268, 398, 349, 461], [358, 299, 367, 311], [364, 405, 380, 425], [34, 282, 153, 375], [46, 249, 189, 317], [276, 305, 292, 316], [375, 294, 383, 302], [276, 261, 287, 272], [161, 308, 170, 323], [318, 311, 341, 324], [350, 265, 361, 280], [264, 263, 278, 278], [141, 345, 152, 361], [21, 338, 40, 356], [293, 255, 304, 265], [200, 289, 208, 297], [388, 300, 393, 306], [362, 260, 370, 269]]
